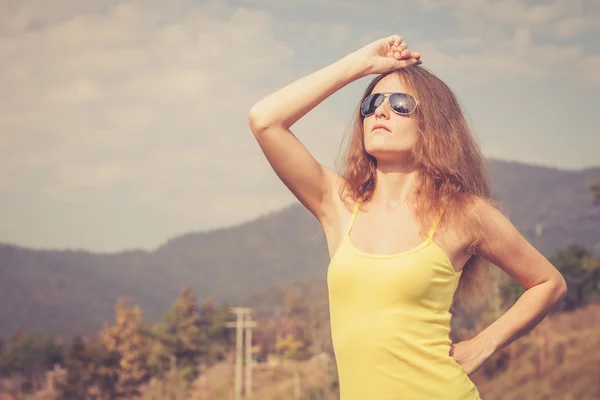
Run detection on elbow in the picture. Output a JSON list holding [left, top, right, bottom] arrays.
[[559, 278, 568, 299], [248, 104, 271, 133], [553, 276, 568, 300]]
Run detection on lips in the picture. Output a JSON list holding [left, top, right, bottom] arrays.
[[372, 124, 390, 132]]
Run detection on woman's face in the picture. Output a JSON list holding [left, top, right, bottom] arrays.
[[362, 74, 419, 162]]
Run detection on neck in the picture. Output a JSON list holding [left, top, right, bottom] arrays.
[[370, 159, 419, 209]]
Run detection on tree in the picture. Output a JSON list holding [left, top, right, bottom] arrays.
[[550, 244, 600, 311], [0, 332, 64, 394], [198, 297, 230, 365], [56, 335, 120, 399], [151, 286, 231, 382], [274, 333, 305, 360], [269, 287, 312, 361], [161, 285, 208, 381], [100, 298, 151, 398]]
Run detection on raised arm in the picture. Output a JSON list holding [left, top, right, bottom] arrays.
[[248, 35, 421, 222]]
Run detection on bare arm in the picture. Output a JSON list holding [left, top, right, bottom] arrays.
[[248, 54, 366, 222], [473, 198, 568, 353], [248, 35, 420, 222]]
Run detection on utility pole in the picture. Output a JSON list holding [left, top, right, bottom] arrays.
[[225, 307, 257, 400]]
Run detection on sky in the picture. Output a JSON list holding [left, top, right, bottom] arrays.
[[1, 0, 599, 252]]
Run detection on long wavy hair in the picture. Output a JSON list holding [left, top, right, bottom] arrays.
[[336, 66, 499, 311]]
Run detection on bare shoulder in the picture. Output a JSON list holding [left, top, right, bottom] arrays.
[[469, 195, 566, 289], [466, 194, 522, 254], [468, 195, 509, 243], [430, 195, 497, 271], [449, 195, 500, 250]]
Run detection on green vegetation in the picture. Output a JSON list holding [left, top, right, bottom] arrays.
[[0, 286, 234, 398]]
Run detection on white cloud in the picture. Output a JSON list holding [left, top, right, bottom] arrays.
[[554, 14, 600, 38], [0, 1, 293, 164], [484, 1, 564, 25], [415, 0, 574, 26], [554, 16, 588, 38], [237, 0, 364, 10], [1, 0, 364, 251], [279, 22, 351, 47], [1, 0, 597, 251], [396, 28, 584, 85], [0, 0, 312, 249], [404, 0, 599, 86], [415, 0, 600, 42], [580, 56, 600, 85]]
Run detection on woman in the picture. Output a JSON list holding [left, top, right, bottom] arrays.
[[248, 35, 567, 399]]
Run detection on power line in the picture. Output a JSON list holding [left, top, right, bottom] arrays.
[[225, 307, 258, 400]]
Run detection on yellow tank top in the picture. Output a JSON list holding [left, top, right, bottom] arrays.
[[327, 199, 482, 400]]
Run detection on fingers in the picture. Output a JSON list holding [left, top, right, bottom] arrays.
[[391, 41, 411, 58], [397, 48, 412, 60], [388, 35, 403, 46], [388, 35, 422, 64], [393, 43, 408, 59]]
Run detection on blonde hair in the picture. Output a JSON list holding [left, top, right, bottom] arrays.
[[336, 66, 499, 311]]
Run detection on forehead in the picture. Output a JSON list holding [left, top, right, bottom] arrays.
[[371, 73, 411, 94]]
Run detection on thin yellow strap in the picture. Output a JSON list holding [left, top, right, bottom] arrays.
[[427, 206, 445, 240], [345, 199, 362, 236]]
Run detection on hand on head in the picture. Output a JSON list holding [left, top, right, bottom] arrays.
[[354, 35, 422, 75]]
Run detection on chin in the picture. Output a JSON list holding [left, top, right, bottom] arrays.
[[365, 147, 413, 161], [365, 141, 412, 154]]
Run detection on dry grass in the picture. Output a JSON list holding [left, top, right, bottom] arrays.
[[190, 303, 600, 400], [472, 303, 600, 400], [189, 353, 336, 400]]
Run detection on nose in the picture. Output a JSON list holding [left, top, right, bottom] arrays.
[[374, 95, 390, 119]]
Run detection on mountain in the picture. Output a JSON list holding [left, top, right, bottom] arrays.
[[488, 160, 600, 254], [0, 159, 598, 336]]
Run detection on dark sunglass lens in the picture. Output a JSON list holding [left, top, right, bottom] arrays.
[[361, 93, 384, 116], [390, 93, 416, 114]]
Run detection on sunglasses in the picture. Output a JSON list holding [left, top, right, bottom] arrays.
[[360, 92, 419, 117]]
